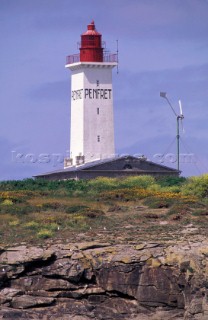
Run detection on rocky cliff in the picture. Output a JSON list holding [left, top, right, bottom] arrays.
[[1, 238, 208, 320]]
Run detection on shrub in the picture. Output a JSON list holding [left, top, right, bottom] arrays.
[[119, 175, 156, 189], [65, 179, 88, 192], [66, 217, 89, 231], [24, 221, 40, 229], [79, 208, 105, 219], [98, 188, 186, 203], [0, 179, 89, 192], [156, 176, 186, 188], [37, 229, 54, 239], [1, 199, 13, 206], [97, 188, 149, 201], [181, 174, 208, 198], [47, 223, 60, 231], [0, 192, 27, 204], [162, 185, 182, 193], [143, 196, 174, 209], [144, 213, 160, 219], [72, 190, 85, 197], [9, 220, 20, 226], [192, 209, 208, 217], [0, 204, 35, 215], [65, 205, 89, 214], [88, 177, 117, 192], [167, 203, 191, 216], [42, 202, 63, 210]]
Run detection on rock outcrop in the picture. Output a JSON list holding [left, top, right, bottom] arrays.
[[0, 238, 208, 319]]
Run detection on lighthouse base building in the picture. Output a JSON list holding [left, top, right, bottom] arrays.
[[34, 21, 179, 180], [34, 155, 179, 180]]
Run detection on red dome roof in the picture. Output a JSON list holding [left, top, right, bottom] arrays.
[[82, 20, 101, 36]]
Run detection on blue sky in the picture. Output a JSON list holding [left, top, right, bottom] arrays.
[[0, 0, 208, 180]]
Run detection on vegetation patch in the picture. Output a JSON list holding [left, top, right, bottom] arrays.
[[181, 174, 208, 198], [42, 202, 65, 210], [192, 209, 208, 217], [143, 196, 174, 209], [37, 229, 54, 239], [1, 199, 13, 206], [167, 203, 192, 217], [65, 205, 90, 214], [144, 213, 160, 219], [97, 188, 153, 201], [0, 175, 207, 245], [78, 208, 105, 219], [156, 176, 186, 188], [9, 219, 20, 227]]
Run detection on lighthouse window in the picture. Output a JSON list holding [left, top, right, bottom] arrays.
[[88, 35, 94, 45], [97, 135, 100, 142], [97, 108, 100, 115]]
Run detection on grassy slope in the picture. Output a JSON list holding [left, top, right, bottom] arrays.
[[0, 176, 207, 246]]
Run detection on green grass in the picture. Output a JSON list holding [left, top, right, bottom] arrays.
[[0, 176, 207, 245], [143, 196, 174, 209]]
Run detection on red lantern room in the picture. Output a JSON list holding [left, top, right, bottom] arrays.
[[80, 20, 103, 62]]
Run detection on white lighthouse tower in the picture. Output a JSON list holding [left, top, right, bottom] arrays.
[[64, 21, 118, 167]]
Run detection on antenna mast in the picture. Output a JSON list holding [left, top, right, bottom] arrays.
[[116, 39, 119, 74]]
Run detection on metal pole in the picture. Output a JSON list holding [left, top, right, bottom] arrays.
[[160, 92, 183, 173], [177, 116, 180, 172]]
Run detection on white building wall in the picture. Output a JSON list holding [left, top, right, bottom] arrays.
[[83, 65, 115, 162], [70, 71, 84, 160], [67, 62, 116, 165]]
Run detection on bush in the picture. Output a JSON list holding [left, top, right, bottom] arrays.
[[66, 217, 89, 231], [98, 188, 152, 201], [192, 209, 208, 217], [0, 204, 35, 215], [119, 176, 156, 189], [88, 177, 118, 192], [162, 185, 182, 193], [0, 179, 49, 191], [0, 179, 89, 193], [65, 179, 88, 192], [1, 199, 13, 206], [143, 196, 174, 209], [166, 203, 191, 216], [24, 221, 40, 229], [47, 223, 59, 231], [42, 202, 64, 210], [37, 229, 54, 239], [79, 208, 105, 219], [156, 176, 186, 188], [181, 174, 208, 198], [9, 220, 20, 226], [65, 205, 89, 214]]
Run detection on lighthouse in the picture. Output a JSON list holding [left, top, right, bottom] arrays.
[[64, 21, 118, 167], [34, 21, 180, 180]]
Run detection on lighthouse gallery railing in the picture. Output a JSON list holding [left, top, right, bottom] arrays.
[[66, 53, 118, 65]]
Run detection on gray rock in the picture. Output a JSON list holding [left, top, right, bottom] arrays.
[[0, 240, 208, 319], [11, 295, 55, 309], [0, 246, 54, 264], [42, 258, 84, 282]]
